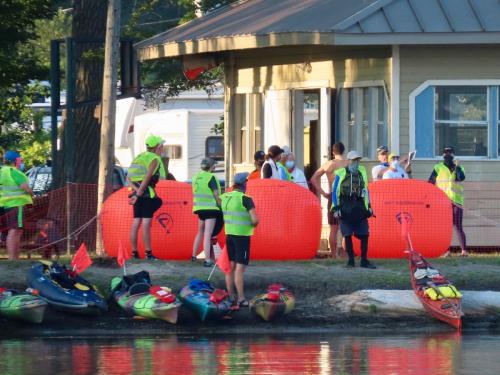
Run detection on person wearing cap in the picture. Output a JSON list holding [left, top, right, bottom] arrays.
[[429, 147, 467, 257], [220, 172, 259, 309], [371, 145, 390, 181], [278, 146, 292, 181], [285, 152, 308, 189], [248, 151, 266, 180], [191, 157, 223, 267], [127, 135, 167, 260], [261, 145, 284, 179], [311, 142, 348, 257], [331, 151, 376, 269], [0, 150, 33, 260], [382, 153, 409, 179]]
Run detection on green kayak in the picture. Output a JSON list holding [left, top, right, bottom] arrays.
[[0, 289, 48, 323], [111, 271, 181, 324]]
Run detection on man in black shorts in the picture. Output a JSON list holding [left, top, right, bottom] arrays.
[[220, 172, 259, 308], [127, 135, 166, 260]]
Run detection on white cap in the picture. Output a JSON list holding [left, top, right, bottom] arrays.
[[346, 150, 362, 160], [282, 145, 291, 155]]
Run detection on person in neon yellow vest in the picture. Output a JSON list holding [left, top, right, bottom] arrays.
[[127, 135, 166, 260], [191, 157, 223, 267], [331, 151, 375, 269], [221, 172, 259, 308], [0, 150, 33, 260], [429, 146, 467, 257]]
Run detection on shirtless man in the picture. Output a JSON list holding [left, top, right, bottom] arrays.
[[310, 142, 348, 257]]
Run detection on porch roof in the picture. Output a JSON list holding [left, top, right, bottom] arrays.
[[136, 0, 500, 61]]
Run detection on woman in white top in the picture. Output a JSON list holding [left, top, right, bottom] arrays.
[[382, 153, 409, 179], [261, 145, 284, 179]]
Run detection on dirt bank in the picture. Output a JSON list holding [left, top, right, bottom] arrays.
[[2, 256, 500, 337]]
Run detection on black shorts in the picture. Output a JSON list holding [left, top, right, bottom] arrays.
[[2, 206, 24, 229], [133, 196, 162, 218], [226, 234, 251, 265], [340, 218, 369, 237], [195, 210, 224, 237]]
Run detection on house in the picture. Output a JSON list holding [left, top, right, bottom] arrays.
[[135, 0, 500, 247]]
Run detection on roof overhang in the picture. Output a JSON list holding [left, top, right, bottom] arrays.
[[137, 32, 336, 61], [137, 31, 500, 61]]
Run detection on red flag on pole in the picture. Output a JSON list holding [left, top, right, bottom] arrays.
[[117, 241, 130, 268], [71, 243, 92, 274], [216, 245, 232, 275]]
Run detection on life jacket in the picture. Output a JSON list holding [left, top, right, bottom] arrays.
[[261, 159, 280, 179], [220, 190, 254, 236], [424, 285, 462, 301], [192, 170, 221, 212], [434, 162, 464, 206], [331, 166, 370, 221], [0, 166, 33, 208], [128, 151, 166, 198]]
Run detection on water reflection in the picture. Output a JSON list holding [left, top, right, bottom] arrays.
[[1, 332, 500, 374]]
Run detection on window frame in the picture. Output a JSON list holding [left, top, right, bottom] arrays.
[[337, 83, 389, 160], [410, 80, 500, 160]]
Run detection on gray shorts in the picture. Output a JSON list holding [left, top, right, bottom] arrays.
[[340, 218, 369, 237]]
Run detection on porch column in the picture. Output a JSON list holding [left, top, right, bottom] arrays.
[[224, 54, 236, 186], [390, 45, 400, 154], [319, 88, 331, 163], [264, 90, 292, 148]]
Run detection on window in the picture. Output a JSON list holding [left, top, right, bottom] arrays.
[[435, 86, 488, 156], [163, 145, 182, 159], [413, 83, 498, 158], [339, 86, 387, 159], [206, 136, 224, 161], [234, 93, 263, 163]]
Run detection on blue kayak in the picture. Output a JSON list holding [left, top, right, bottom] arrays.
[[179, 279, 232, 321], [27, 261, 107, 315]]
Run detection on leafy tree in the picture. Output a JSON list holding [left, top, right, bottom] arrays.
[[0, 0, 53, 88]]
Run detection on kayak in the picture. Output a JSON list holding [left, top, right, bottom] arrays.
[[0, 288, 48, 323], [250, 284, 295, 321], [408, 248, 463, 330], [179, 279, 232, 322], [111, 271, 181, 324], [26, 261, 107, 315]]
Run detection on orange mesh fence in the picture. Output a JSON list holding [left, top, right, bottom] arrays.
[[0, 179, 498, 259]]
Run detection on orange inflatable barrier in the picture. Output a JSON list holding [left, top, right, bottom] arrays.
[[353, 179, 453, 258], [102, 179, 322, 260]]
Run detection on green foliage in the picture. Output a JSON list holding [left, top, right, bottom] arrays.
[[0, 81, 50, 132], [177, 0, 237, 24], [0, 0, 53, 88], [210, 116, 224, 136]]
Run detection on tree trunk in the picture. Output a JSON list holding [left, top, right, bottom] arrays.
[[51, 0, 107, 252]]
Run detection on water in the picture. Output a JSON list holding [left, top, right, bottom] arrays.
[[1, 332, 500, 374]]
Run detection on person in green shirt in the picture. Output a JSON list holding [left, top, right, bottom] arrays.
[[221, 172, 259, 309], [127, 135, 166, 260], [0, 151, 33, 260]]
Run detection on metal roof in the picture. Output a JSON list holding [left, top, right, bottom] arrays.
[[136, 0, 500, 60]]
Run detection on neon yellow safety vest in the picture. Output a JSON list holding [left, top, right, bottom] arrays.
[[192, 170, 221, 212], [434, 163, 464, 206], [0, 166, 33, 208], [128, 152, 166, 198], [332, 166, 370, 211], [278, 162, 292, 181], [220, 190, 254, 236]]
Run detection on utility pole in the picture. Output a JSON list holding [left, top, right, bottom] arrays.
[[96, 0, 121, 256]]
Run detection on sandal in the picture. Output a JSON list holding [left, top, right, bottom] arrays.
[[460, 251, 469, 257], [238, 299, 249, 308]]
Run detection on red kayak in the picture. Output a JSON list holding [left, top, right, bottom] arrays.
[[408, 249, 463, 330]]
